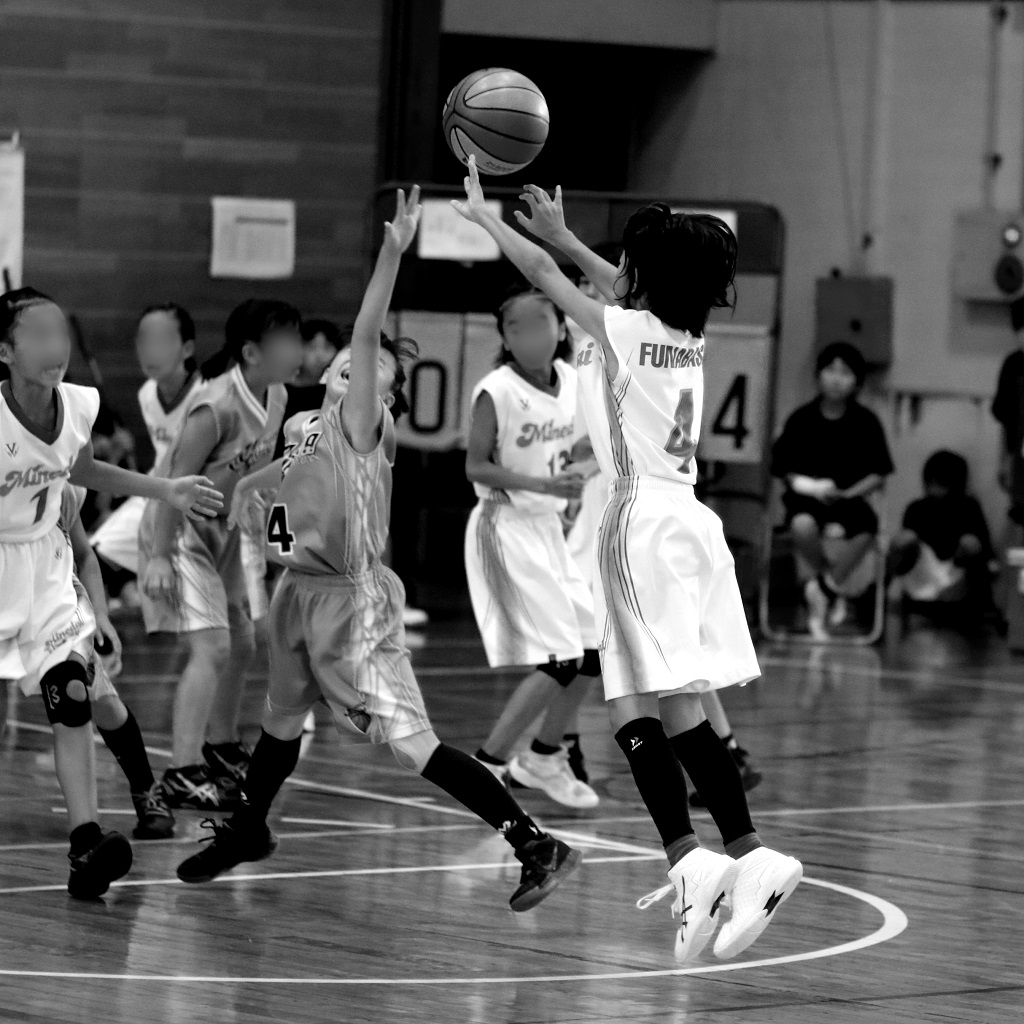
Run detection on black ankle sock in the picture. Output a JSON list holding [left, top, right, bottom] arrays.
[[70, 821, 103, 854], [98, 710, 155, 794], [669, 720, 756, 846], [530, 738, 561, 756], [422, 743, 542, 851], [614, 717, 695, 849], [475, 748, 506, 766], [232, 730, 301, 827]]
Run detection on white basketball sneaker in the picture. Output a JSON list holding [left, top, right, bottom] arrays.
[[508, 749, 599, 809], [713, 846, 803, 960], [637, 848, 739, 962]]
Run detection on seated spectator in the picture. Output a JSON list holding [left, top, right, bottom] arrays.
[[771, 342, 894, 638], [889, 450, 995, 608]]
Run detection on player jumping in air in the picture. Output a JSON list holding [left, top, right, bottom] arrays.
[[0, 287, 221, 897], [453, 157, 802, 961], [175, 187, 581, 913]]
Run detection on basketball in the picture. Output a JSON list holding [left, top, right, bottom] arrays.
[[442, 68, 549, 176]]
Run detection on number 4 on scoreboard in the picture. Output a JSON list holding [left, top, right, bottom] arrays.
[[710, 374, 749, 450]]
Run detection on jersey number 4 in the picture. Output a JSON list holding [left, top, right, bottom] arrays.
[[266, 503, 295, 554], [664, 389, 698, 473]]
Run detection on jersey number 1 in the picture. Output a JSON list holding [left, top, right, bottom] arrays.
[[266, 503, 295, 555], [31, 486, 48, 524], [664, 389, 697, 473]]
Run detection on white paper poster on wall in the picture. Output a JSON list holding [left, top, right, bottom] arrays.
[[417, 198, 502, 261], [0, 143, 25, 291], [210, 197, 295, 279]]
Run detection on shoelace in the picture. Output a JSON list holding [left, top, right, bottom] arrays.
[[636, 883, 675, 911], [137, 787, 170, 816], [196, 817, 223, 845]]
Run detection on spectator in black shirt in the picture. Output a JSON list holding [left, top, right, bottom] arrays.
[[771, 342, 894, 637], [889, 450, 995, 607], [991, 297, 1024, 518]]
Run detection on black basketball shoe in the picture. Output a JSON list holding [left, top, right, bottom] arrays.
[[176, 817, 279, 884], [509, 834, 581, 912], [68, 829, 133, 899]]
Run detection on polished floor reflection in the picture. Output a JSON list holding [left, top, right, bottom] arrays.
[[0, 618, 1020, 1023]]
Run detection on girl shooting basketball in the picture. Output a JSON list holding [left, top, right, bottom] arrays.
[[0, 287, 220, 896], [139, 299, 304, 812], [176, 187, 582, 913], [452, 157, 801, 961], [465, 287, 601, 808]]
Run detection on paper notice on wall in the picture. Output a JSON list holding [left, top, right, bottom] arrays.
[[210, 197, 295, 279], [0, 145, 25, 291]]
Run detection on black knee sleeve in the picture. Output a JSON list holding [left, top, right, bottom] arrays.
[[39, 660, 92, 727], [579, 648, 601, 677], [537, 658, 579, 687]]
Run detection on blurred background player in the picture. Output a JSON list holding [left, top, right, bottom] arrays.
[[177, 188, 582, 913], [90, 303, 205, 610], [464, 287, 600, 809], [138, 299, 303, 812]]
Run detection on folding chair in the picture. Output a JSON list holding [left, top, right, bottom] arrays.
[[758, 483, 887, 646]]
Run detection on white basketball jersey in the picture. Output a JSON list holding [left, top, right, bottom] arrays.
[[137, 373, 206, 474], [471, 361, 578, 514], [575, 306, 704, 485], [0, 381, 100, 542]]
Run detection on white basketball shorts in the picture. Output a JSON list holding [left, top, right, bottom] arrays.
[[0, 529, 97, 697], [595, 476, 760, 701], [465, 501, 597, 668]]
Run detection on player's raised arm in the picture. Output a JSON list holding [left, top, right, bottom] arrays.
[[516, 184, 623, 307], [451, 157, 618, 379], [342, 186, 421, 454]]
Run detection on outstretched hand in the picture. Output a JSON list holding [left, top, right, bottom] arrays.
[[450, 155, 489, 223], [167, 475, 223, 520], [383, 185, 422, 254], [515, 184, 567, 243]]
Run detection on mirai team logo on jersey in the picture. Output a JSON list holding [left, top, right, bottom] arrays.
[[515, 419, 575, 448], [43, 607, 85, 655], [228, 435, 275, 474], [577, 342, 595, 368], [638, 341, 704, 369], [0, 461, 72, 496]]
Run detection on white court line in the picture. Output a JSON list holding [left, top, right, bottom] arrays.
[[0, 852, 660, 896], [279, 817, 395, 829], [0, 874, 907, 984], [50, 807, 135, 816]]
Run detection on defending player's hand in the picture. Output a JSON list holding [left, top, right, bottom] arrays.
[[450, 155, 488, 223], [383, 185, 422, 255], [515, 184, 567, 243], [544, 472, 586, 500], [166, 475, 223, 520], [94, 617, 123, 679], [227, 480, 267, 537], [141, 555, 176, 601]]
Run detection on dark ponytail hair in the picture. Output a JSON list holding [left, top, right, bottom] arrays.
[[201, 298, 302, 380], [0, 287, 59, 380], [620, 204, 737, 336], [336, 324, 419, 424], [494, 287, 573, 367], [138, 302, 198, 374]]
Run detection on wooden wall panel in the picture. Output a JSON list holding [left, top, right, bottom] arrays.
[[0, 0, 384, 441]]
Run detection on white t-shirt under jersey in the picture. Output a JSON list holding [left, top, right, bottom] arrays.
[[137, 374, 206, 475], [575, 305, 704, 484], [470, 360, 578, 515]]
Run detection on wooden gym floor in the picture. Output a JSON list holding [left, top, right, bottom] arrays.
[[0, 616, 1020, 1024]]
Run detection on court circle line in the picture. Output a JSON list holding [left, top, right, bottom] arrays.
[[0, 869, 907, 984]]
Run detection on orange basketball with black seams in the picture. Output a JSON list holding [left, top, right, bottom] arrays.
[[442, 68, 549, 176]]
